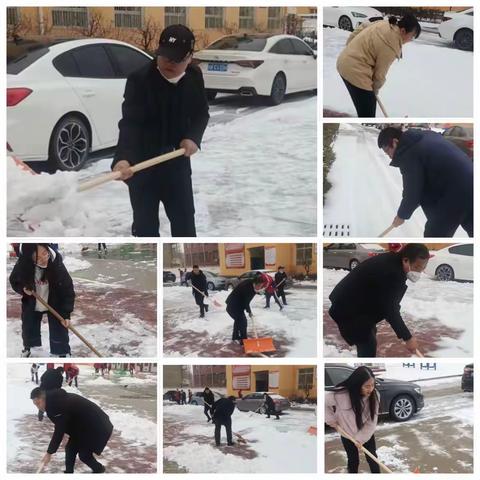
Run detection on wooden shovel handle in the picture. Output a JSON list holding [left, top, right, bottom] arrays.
[[376, 95, 389, 118], [379, 224, 395, 238]]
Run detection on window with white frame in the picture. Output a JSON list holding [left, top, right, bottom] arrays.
[[239, 7, 254, 29], [164, 7, 187, 27], [114, 7, 143, 29], [298, 368, 314, 390], [205, 7, 224, 29], [52, 7, 88, 28], [267, 7, 283, 30], [7, 7, 20, 25], [296, 243, 313, 266]]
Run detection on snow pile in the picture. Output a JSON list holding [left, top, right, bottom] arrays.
[[62, 256, 91, 272], [323, 27, 472, 116]]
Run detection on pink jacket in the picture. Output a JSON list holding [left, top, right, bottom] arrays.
[[325, 390, 379, 444]]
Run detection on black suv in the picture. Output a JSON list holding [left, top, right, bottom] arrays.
[[325, 364, 424, 422]]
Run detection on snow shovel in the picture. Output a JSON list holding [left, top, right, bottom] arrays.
[[32, 292, 103, 357], [379, 224, 395, 237], [243, 314, 276, 355], [77, 148, 185, 192], [376, 95, 389, 118], [36, 458, 47, 473], [191, 284, 223, 308], [415, 349, 425, 358], [336, 426, 393, 473], [233, 431, 248, 444], [307, 426, 317, 435]]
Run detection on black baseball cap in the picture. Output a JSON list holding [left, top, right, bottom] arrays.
[[156, 24, 195, 62]]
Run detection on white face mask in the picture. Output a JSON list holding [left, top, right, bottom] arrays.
[[407, 271, 421, 283], [159, 68, 186, 84]]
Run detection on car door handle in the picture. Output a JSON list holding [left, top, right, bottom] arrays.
[[81, 90, 96, 97]]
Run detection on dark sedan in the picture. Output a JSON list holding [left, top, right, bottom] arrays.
[[442, 125, 473, 159], [163, 271, 176, 283], [325, 364, 424, 422]]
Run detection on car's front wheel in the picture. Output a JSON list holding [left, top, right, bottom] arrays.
[[349, 259, 359, 270], [338, 15, 353, 31], [454, 28, 473, 51], [390, 395, 415, 421], [435, 264, 455, 281], [191, 400, 198, 405], [259, 405, 267, 414], [268, 73, 286, 106], [49, 115, 90, 172]]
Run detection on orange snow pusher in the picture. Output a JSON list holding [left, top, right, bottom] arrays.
[[243, 315, 276, 355], [307, 426, 317, 435]]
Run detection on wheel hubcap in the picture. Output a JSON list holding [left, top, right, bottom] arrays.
[[57, 122, 88, 169], [394, 399, 413, 419], [437, 266, 453, 280], [339, 18, 351, 30]]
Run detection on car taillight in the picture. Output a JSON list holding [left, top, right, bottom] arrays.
[[234, 60, 264, 68], [7, 88, 32, 106], [464, 140, 474, 151]]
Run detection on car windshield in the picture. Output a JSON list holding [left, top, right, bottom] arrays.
[[207, 36, 268, 52]]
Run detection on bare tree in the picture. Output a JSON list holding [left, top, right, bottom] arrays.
[[137, 17, 160, 54], [77, 11, 107, 38], [7, 12, 33, 41]]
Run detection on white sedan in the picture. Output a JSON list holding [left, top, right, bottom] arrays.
[[7, 38, 152, 171], [425, 244, 473, 282], [438, 8, 474, 51], [323, 6, 384, 31], [194, 34, 317, 105]]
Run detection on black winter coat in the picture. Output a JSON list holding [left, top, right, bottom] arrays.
[[264, 394, 276, 411], [274, 272, 288, 291], [392, 129, 473, 220], [212, 397, 235, 421], [203, 390, 215, 407], [45, 389, 113, 454], [329, 252, 411, 343], [191, 271, 208, 296], [40, 368, 64, 391], [112, 61, 209, 187], [226, 280, 256, 314], [9, 253, 75, 319]]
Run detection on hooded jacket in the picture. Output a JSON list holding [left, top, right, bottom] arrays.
[[391, 129, 473, 220], [337, 20, 402, 92], [191, 270, 208, 296], [9, 245, 75, 319]]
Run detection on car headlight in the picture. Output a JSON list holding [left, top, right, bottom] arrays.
[[414, 387, 422, 394], [351, 12, 368, 18]]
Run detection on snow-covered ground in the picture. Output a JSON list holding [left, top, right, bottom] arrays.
[[323, 267, 473, 357], [325, 379, 473, 473], [163, 286, 317, 357], [323, 124, 469, 237], [7, 246, 157, 357], [7, 95, 316, 237], [7, 364, 157, 473], [164, 402, 316, 473], [323, 27, 473, 117]]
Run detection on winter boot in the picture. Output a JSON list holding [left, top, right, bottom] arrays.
[[21, 348, 31, 358]]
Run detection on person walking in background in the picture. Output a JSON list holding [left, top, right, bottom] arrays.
[[31, 363, 40, 384], [190, 265, 209, 318], [274, 266, 288, 306], [264, 393, 280, 420], [325, 366, 380, 474], [203, 387, 215, 422]]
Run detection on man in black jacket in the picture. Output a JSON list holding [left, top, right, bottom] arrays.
[[37, 367, 65, 421], [203, 387, 215, 422], [212, 396, 236, 446], [226, 275, 266, 345], [378, 127, 473, 237], [190, 265, 208, 318], [329, 244, 429, 357], [113, 24, 210, 237], [274, 266, 288, 306], [31, 388, 113, 473], [263, 393, 280, 420]]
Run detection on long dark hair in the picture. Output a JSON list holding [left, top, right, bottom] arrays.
[[389, 14, 421, 38], [18, 243, 56, 289], [334, 366, 379, 430]]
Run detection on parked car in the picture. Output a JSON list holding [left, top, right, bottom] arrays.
[[7, 38, 152, 172], [186, 270, 228, 290], [325, 364, 424, 422], [442, 125, 474, 159], [163, 390, 178, 402], [438, 7, 474, 51], [163, 271, 176, 283], [323, 6, 383, 31], [236, 392, 291, 413], [323, 243, 385, 270], [194, 34, 316, 105], [189, 390, 224, 406], [461, 363, 473, 392], [225, 269, 293, 290], [424, 244, 473, 282]]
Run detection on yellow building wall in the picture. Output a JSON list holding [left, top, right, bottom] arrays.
[[219, 243, 317, 277], [226, 365, 317, 400]]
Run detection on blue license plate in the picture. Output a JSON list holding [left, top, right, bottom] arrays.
[[208, 63, 228, 72]]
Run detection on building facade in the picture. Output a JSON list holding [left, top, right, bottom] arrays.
[[184, 243, 220, 268], [192, 365, 226, 388], [163, 365, 191, 388], [226, 365, 317, 401]]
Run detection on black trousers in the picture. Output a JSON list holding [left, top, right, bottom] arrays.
[[266, 406, 279, 419], [22, 310, 70, 355], [356, 327, 378, 358], [128, 171, 196, 237], [214, 418, 233, 445], [65, 439, 104, 473], [342, 78, 377, 118], [204, 405, 212, 420], [265, 291, 282, 308], [67, 376, 78, 388], [227, 306, 248, 341], [340, 434, 380, 473], [194, 292, 206, 316], [277, 288, 287, 305], [424, 201, 473, 238]]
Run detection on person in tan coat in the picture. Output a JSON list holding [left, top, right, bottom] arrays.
[[325, 366, 380, 473], [336, 15, 421, 117]]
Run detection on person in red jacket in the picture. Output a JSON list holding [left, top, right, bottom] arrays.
[[66, 365, 79, 388], [260, 273, 283, 311]]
